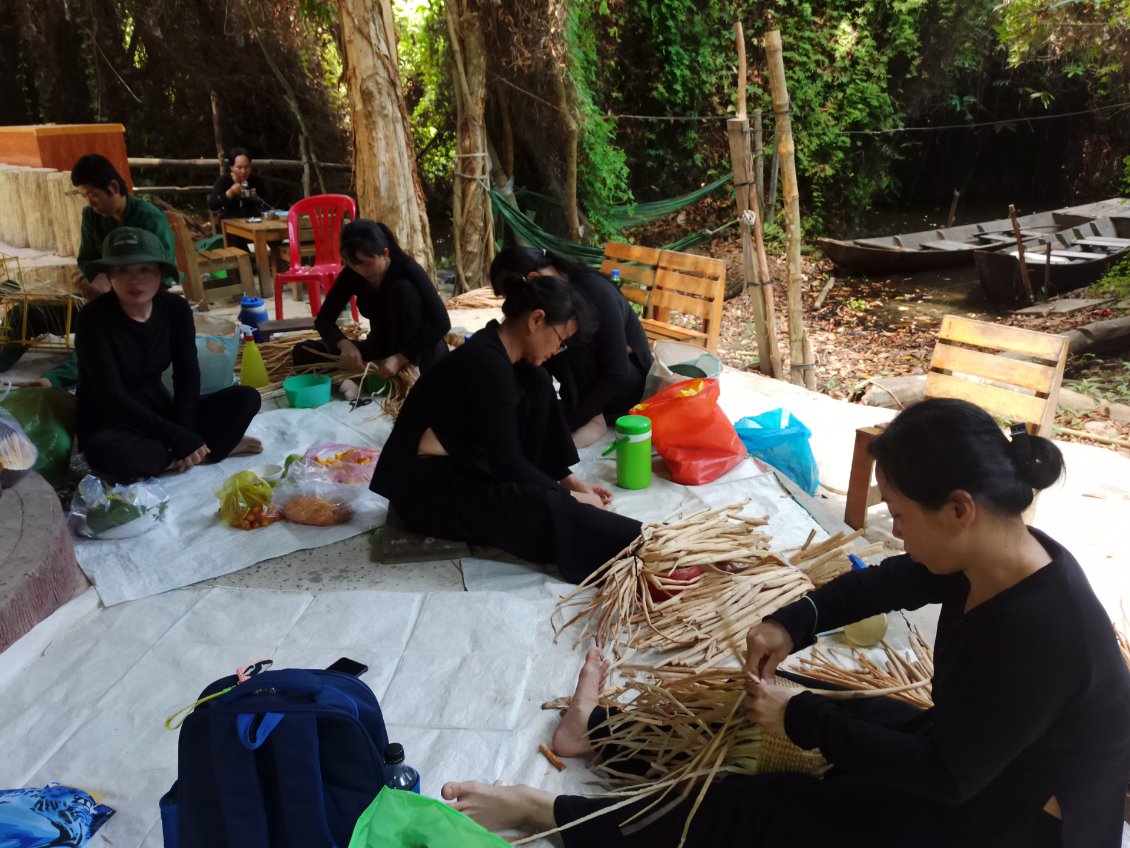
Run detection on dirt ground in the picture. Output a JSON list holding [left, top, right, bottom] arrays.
[[701, 232, 1130, 452]]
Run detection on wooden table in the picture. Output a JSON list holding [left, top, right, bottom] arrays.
[[221, 217, 289, 299]]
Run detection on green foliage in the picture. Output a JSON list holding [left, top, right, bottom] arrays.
[[567, 0, 633, 238], [394, 0, 455, 189], [1065, 358, 1130, 404], [1087, 257, 1130, 301]]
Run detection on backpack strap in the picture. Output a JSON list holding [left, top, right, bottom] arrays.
[[211, 711, 336, 848]]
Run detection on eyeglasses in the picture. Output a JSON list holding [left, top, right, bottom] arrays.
[[550, 324, 569, 353]]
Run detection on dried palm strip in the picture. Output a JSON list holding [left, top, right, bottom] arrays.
[[792, 626, 935, 709], [0, 429, 37, 471], [381, 365, 418, 419]]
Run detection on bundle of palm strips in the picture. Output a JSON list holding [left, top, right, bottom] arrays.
[[555, 504, 879, 668], [446, 288, 504, 309], [521, 669, 824, 848], [791, 625, 935, 709], [249, 328, 365, 394]]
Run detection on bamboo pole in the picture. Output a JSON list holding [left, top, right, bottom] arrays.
[[128, 157, 352, 171], [752, 109, 765, 217], [210, 91, 226, 176], [734, 22, 747, 118], [728, 119, 779, 378], [764, 29, 811, 387], [1008, 203, 1035, 302]]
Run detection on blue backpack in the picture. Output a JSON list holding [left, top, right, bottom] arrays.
[[161, 668, 391, 848]]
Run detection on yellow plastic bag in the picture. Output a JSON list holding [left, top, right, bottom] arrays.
[[214, 470, 280, 530]]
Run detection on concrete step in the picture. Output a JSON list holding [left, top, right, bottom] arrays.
[[0, 471, 89, 652]]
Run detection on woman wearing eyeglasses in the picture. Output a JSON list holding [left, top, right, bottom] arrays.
[[489, 248, 653, 448], [370, 273, 642, 583]]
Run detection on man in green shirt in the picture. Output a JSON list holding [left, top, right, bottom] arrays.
[[73, 154, 177, 297], [0, 155, 179, 387]]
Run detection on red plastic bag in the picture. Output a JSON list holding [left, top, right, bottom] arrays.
[[630, 378, 746, 485]]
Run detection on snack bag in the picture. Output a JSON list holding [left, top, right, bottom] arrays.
[[70, 475, 170, 539], [272, 444, 380, 525], [215, 470, 281, 530], [302, 444, 380, 485]]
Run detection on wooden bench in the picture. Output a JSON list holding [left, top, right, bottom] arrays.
[[258, 317, 316, 340], [600, 243, 725, 353]]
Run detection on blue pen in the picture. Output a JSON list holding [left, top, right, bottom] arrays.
[[849, 554, 868, 571]]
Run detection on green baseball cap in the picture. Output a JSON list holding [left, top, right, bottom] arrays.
[[90, 227, 178, 280]]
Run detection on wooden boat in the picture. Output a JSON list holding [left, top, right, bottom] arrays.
[[817, 210, 1098, 275], [974, 217, 1130, 302]]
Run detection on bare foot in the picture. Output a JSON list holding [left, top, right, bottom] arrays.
[[440, 781, 555, 833], [230, 436, 263, 457], [552, 645, 609, 757]]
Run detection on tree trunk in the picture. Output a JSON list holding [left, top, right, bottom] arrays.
[[445, 0, 495, 293], [337, 0, 435, 278], [555, 71, 581, 243]]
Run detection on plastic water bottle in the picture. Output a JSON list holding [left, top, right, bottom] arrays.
[[240, 334, 269, 389], [384, 743, 420, 793], [610, 268, 622, 287]]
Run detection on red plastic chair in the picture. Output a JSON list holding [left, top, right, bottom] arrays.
[[273, 194, 359, 320]]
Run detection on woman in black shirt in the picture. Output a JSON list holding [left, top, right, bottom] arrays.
[[370, 273, 642, 583], [208, 147, 266, 222], [292, 220, 449, 377], [76, 228, 262, 482], [441, 399, 1130, 847], [490, 248, 653, 448]]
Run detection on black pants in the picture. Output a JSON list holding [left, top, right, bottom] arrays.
[[83, 385, 261, 481], [554, 698, 1063, 848], [391, 457, 641, 583]]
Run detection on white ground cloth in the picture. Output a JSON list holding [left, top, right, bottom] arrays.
[[72, 406, 392, 606]]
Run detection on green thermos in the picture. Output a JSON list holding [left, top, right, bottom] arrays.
[[604, 414, 652, 489]]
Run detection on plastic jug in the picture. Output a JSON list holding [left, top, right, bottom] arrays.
[[238, 296, 270, 342], [603, 414, 652, 489], [239, 336, 269, 389]]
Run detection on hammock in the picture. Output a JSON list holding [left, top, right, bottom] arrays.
[[491, 178, 735, 269]]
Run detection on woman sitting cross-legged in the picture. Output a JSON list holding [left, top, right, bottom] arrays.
[[76, 227, 263, 482], [292, 220, 450, 379], [369, 272, 643, 584], [441, 398, 1130, 847]]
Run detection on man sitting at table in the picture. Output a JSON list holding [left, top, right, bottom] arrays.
[[0, 155, 177, 389]]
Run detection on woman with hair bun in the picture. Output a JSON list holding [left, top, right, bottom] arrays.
[[293, 219, 450, 377], [370, 272, 641, 584], [489, 248, 653, 448], [443, 398, 1130, 847]]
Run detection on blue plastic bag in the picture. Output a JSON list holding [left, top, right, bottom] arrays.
[[734, 408, 819, 495], [0, 782, 114, 846]]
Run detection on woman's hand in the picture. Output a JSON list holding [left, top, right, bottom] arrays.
[[561, 474, 613, 508], [171, 443, 210, 473], [375, 353, 408, 379], [743, 677, 799, 736], [744, 620, 794, 682], [337, 340, 364, 371], [226, 184, 241, 199]]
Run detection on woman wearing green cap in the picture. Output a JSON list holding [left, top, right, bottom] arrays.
[[75, 227, 263, 481]]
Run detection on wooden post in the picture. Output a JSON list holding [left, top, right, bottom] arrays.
[[765, 29, 812, 388], [734, 22, 747, 118], [210, 91, 225, 175], [752, 108, 765, 217], [1008, 203, 1035, 302], [299, 135, 312, 197], [945, 189, 960, 228]]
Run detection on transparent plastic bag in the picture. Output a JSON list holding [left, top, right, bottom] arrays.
[[70, 474, 170, 539], [214, 470, 280, 530], [272, 444, 379, 525]]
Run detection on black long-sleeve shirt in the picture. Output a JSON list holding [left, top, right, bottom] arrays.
[[546, 270, 653, 429], [769, 531, 1130, 847], [208, 174, 266, 220], [75, 290, 203, 458], [315, 257, 450, 366], [371, 321, 577, 501]]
